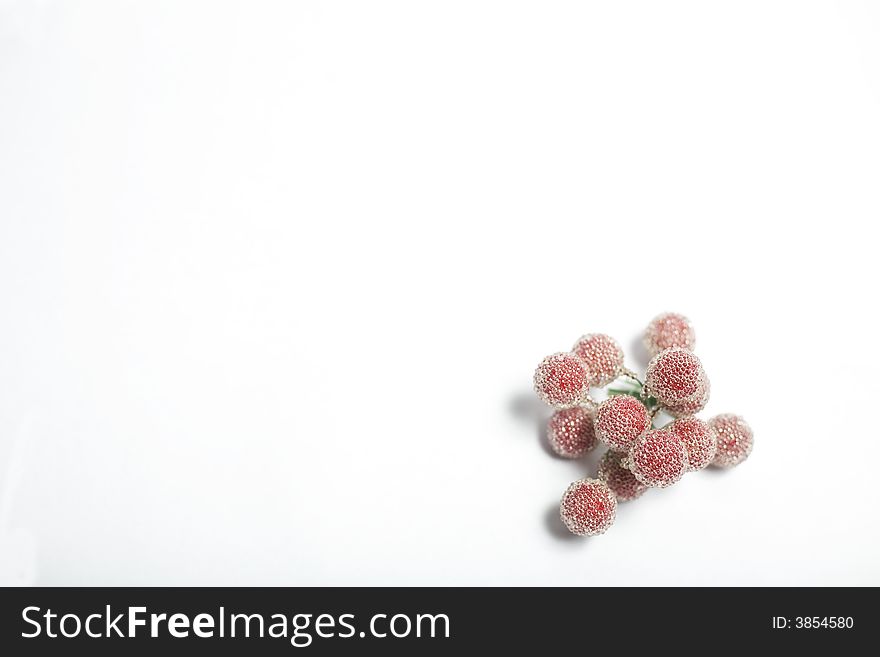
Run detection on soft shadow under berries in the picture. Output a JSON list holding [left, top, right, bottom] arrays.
[[544, 503, 583, 542]]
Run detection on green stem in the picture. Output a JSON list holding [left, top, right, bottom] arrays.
[[607, 387, 640, 397], [607, 379, 659, 413]]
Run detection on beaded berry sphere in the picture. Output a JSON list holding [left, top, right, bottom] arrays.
[[626, 428, 688, 488], [595, 395, 651, 450], [644, 347, 707, 407], [664, 376, 710, 418], [559, 478, 617, 536], [598, 449, 647, 502], [708, 414, 754, 468], [546, 406, 598, 459], [572, 333, 624, 387], [667, 417, 716, 471], [533, 352, 591, 408], [644, 312, 696, 357]]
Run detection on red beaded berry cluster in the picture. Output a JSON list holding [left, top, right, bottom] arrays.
[[533, 312, 753, 536]]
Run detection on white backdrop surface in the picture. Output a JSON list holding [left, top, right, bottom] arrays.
[[1, 1, 879, 585]]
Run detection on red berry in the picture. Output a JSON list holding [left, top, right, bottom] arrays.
[[667, 417, 716, 471], [708, 414, 753, 468], [597, 450, 647, 502], [644, 312, 696, 357], [626, 428, 688, 488], [559, 478, 617, 536], [533, 352, 591, 408], [664, 375, 710, 418], [572, 333, 624, 387], [644, 347, 707, 407], [595, 395, 651, 450], [547, 407, 598, 458]]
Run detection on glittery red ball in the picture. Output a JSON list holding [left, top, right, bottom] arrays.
[[645, 347, 707, 407], [547, 406, 598, 459], [644, 312, 696, 357], [559, 478, 617, 536], [533, 352, 591, 408], [667, 417, 716, 471], [626, 428, 688, 488], [595, 395, 651, 450], [708, 414, 754, 468], [597, 450, 647, 502], [664, 375, 710, 418], [572, 333, 624, 387]]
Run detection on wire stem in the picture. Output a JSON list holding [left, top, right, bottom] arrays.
[[620, 367, 644, 387]]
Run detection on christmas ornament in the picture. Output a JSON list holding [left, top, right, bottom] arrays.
[[597, 449, 647, 502], [667, 417, 716, 471], [625, 428, 688, 488], [559, 478, 617, 536], [547, 406, 598, 459], [708, 414, 754, 468], [572, 333, 624, 387], [595, 395, 650, 451], [644, 347, 707, 408], [533, 352, 592, 409], [532, 313, 753, 536], [644, 312, 696, 357]]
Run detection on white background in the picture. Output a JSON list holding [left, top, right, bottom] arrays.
[[1, 1, 879, 586]]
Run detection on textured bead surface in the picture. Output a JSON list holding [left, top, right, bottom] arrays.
[[572, 333, 624, 387], [664, 375, 710, 418], [597, 449, 648, 502], [595, 395, 651, 450], [559, 478, 617, 536], [645, 347, 707, 407], [547, 406, 598, 458], [709, 414, 754, 468], [626, 428, 688, 488], [533, 352, 591, 408], [667, 417, 716, 471], [644, 312, 696, 357]]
